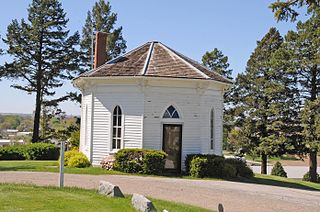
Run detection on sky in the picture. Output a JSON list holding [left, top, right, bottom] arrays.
[[0, 0, 305, 115]]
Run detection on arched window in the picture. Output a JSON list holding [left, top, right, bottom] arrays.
[[112, 106, 122, 150], [210, 108, 214, 150], [163, 105, 180, 119]]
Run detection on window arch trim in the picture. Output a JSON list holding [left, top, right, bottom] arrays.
[[162, 105, 180, 119], [112, 105, 123, 150]]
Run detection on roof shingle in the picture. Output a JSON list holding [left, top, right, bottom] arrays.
[[79, 41, 232, 84]]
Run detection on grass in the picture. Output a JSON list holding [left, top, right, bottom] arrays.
[[1, 160, 319, 191], [0, 160, 125, 175], [0, 183, 210, 212]]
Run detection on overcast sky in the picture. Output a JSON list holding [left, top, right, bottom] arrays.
[[0, 0, 305, 115]]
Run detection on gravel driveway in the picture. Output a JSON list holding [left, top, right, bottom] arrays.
[[0, 171, 320, 212]]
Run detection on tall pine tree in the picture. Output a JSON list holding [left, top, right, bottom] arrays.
[[282, 10, 320, 182], [0, 0, 80, 142], [80, 0, 126, 70], [231, 28, 296, 174]]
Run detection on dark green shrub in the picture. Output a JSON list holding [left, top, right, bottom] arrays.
[[0, 145, 25, 160], [185, 154, 223, 175], [222, 163, 237, 178], [24, 143, 59, 160], [68, 153, 91, 168], [271, 161, 287, 178], [114, 148, 167, 175], [302, 171, 319, 182], [207, 157, 225, 177], [190, 157, 208, 178], [238, 166, 254, 178], [225, 158, 254, 178], [143, 150, 167, 174], [0, 143, 59, 160]]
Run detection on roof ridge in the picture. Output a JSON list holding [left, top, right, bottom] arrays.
[[158, 42, 210, 79], [164, 44, 234, 83], [141, 42, 155, 75]]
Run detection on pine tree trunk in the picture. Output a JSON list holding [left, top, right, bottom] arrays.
[[32, 88, 42, 143], [308, 65, 318, 182], [261, 153, 267, 174], [309, 151, 318, 182]]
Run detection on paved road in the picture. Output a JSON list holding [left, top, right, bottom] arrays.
[[1, 172, 320, 212], [251, 166, 320, 178]]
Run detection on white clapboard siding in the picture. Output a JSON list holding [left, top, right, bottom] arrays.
[[79, 80, 226, 168], [79, 92, 92, 160], [90, 85, 144, 165], [143, 86, 224, 169]]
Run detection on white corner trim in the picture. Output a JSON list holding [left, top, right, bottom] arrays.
[[141, 42, 154, 75], [158, 42, 210, 79]]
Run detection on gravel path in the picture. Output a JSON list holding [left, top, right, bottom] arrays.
[[1, 171, 320, 212]]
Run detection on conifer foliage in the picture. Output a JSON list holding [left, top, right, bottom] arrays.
[[230, 28, 295, 174], [0, 0, 80, 142], [80, 0, 126, 71]]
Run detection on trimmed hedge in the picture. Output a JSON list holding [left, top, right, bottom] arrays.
[[0, 143, 59, 160], [0, 145, 25, 160], [113, 148, 167, 175], [187, 154, 253, 179], [185, 154, 223, 175], [225, 158, 254, 178]]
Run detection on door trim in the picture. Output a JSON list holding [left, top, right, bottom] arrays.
[[162, 124, 183, 173]]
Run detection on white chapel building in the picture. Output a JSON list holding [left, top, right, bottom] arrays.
[[73, 32, 232, 172]]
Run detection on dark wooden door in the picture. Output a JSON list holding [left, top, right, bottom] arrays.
[[162, 124, 182, 173]]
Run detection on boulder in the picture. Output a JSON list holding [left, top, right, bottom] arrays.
[[98, 181, 124, 198], [131, 193, 155, 212]]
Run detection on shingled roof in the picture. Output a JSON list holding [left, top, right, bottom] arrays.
[[79, 41, 233, 84]]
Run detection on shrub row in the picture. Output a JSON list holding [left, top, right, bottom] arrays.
[[113, 148, 167, 175], [187, 154, 253, 179], [63, 150, 91, 168], [0, 143, 59, 160]]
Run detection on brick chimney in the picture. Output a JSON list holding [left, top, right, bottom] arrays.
[[94, 32, 107, 69]]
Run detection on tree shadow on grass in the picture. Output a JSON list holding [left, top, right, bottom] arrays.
[[232, 176, 320, 191]]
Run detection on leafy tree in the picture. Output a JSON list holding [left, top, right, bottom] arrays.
[[280, 10, 320, 182], [270, 0, 320, 22], [0, 115, 21, 130], [231, 28, 297, 174], [202, 48, 233, 79], [80, 0, 126, 70], [0, 0, 80, 142]]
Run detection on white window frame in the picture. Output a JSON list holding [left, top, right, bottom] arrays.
[[112, 105, 123, 150]]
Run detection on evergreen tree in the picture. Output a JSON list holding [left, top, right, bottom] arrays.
[[0, 0, 80, 142], [270, 0, 320, 22], [80, 0, 126, 70], [231, 28, 296, 174], [202, 48, 232, 79], [283, 10, 320, 181]]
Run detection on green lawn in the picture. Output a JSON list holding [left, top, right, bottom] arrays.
[[1, 160, 319, 191], [0, 183, 210, 212], [0, 160, 124, 175]]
